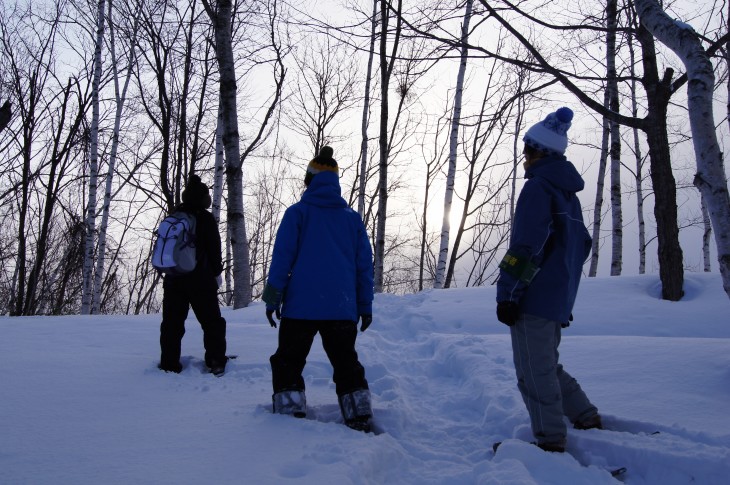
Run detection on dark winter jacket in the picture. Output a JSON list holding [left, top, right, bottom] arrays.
[[171, 205, 223, 279], [496, 154, 592, 323], [267, 171, 374, 321]]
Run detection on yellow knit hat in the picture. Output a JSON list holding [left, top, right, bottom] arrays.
[[305, 146, 338, 186]]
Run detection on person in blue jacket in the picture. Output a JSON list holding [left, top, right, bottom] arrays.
[[262, 146, 375, 432], [496, 107, 602, 453]]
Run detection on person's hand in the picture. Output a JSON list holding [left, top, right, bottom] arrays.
[[359, 314, 372, 332], [266, 305, 281, 328], [562, 313, 573, 329], [496, 301, 519, 326], [262, 284, 283, 328]]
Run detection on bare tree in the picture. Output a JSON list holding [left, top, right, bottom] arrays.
[[607, 0, 623, 276], [203, 0, 286, 308], [434, 0, 474, 289], [478, 0, 712, 300], [202, 0, 251, 308], [589, 90, 611, 277], [374, 0, 403, 293], [358, 0, 378, 218], [91, 0, 142, 314], [285, 35, 359, 155], [634, 0, 730, 298], [1, 1, 90, 315], [80, 0, 106, 314]]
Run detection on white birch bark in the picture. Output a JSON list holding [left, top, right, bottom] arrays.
[[81, 0, 106, 315], [92, 0, 140, 314], [204, 0, 252, 308], [589, 90, 610, 277], [211, 102, 227, 297], [607, 0, 622, 276], [627, 17, 647, 274], [211, 102, 225, 224], [635, 0, 730, 298], [358, 0, 377, 218], [434, 0, 473, 289], [701, 193, 712, 272]]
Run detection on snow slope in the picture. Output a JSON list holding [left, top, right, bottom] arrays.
[[1, 273, 729, 484]]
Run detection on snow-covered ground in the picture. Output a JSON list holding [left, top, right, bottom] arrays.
[[1, 273, 729, 484]]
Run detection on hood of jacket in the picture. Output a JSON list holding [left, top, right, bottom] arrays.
[[301, 171, 347, 208], [525, 154, 584, 194]]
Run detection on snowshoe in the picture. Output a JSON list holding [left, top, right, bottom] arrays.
[[272, 390, 307, 418]]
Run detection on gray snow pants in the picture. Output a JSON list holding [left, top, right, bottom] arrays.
[[510, 313, 598, 445]]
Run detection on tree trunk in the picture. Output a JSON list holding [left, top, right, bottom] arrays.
[[374, 0, 401, 293], [204, 0, 251, 308], [628, 22, 647, 274], [634, 21, 684, 300], [607, 0, 622, 276], [480, 0, 685, 300], [701, 193, 712, 272], [589, 90, 610, 277], [434, 0, 473, 289], [81, 0, 106, 315], [92, 0, 140, 314], [635, 0, 730, 297], [358, 0, 378, 218]]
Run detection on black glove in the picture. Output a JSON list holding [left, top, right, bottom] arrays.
[[359, 314, 372, 332], [266, 305, 280, 328], [561, 313, 573, 329], [496, 301, 519, 326], [262, 284, 283, 328]]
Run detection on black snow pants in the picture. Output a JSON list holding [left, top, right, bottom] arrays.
[[160, 273, 226, 369], [270, 318, 368, 396]]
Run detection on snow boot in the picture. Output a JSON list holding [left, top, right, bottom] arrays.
[[339, 389, 373, 433], [574, 413, 603, 430], [158, 361, 182, 374], [272, 390, 307, 418], [535, 440, 566, 453]]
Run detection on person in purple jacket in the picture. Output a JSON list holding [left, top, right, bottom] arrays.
[[262, 146, 375, 432], [496, 107, 602, 453]]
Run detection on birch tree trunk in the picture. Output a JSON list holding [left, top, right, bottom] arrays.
[[606, 0, 623, 276], [203, 0, 251, 308], [211, 102, 225, 224], [92, 0, 140, 314], [701, 194, 712, 272], [607, 0, 622, 276], [481, 0, 685, 300], [434, 0, 473, 289], [211, 102, 228, 299], [81, 0, 106, 315], [589, 90, 610, 277], [628, 20, 647, 274], [358, 0, 378, 218], [635, 0, 730, 298]]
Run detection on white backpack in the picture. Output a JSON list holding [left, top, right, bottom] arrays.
[[151, 211, 197, 275]]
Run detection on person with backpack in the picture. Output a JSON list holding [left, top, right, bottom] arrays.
[[157, 174, 227, 376], [495, 107, 602, 453], [262, 146, 375, 432]]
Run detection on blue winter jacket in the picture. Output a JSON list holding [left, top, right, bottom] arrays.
[[267, 171, 374, 321], [496, 154, 592, 323]]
